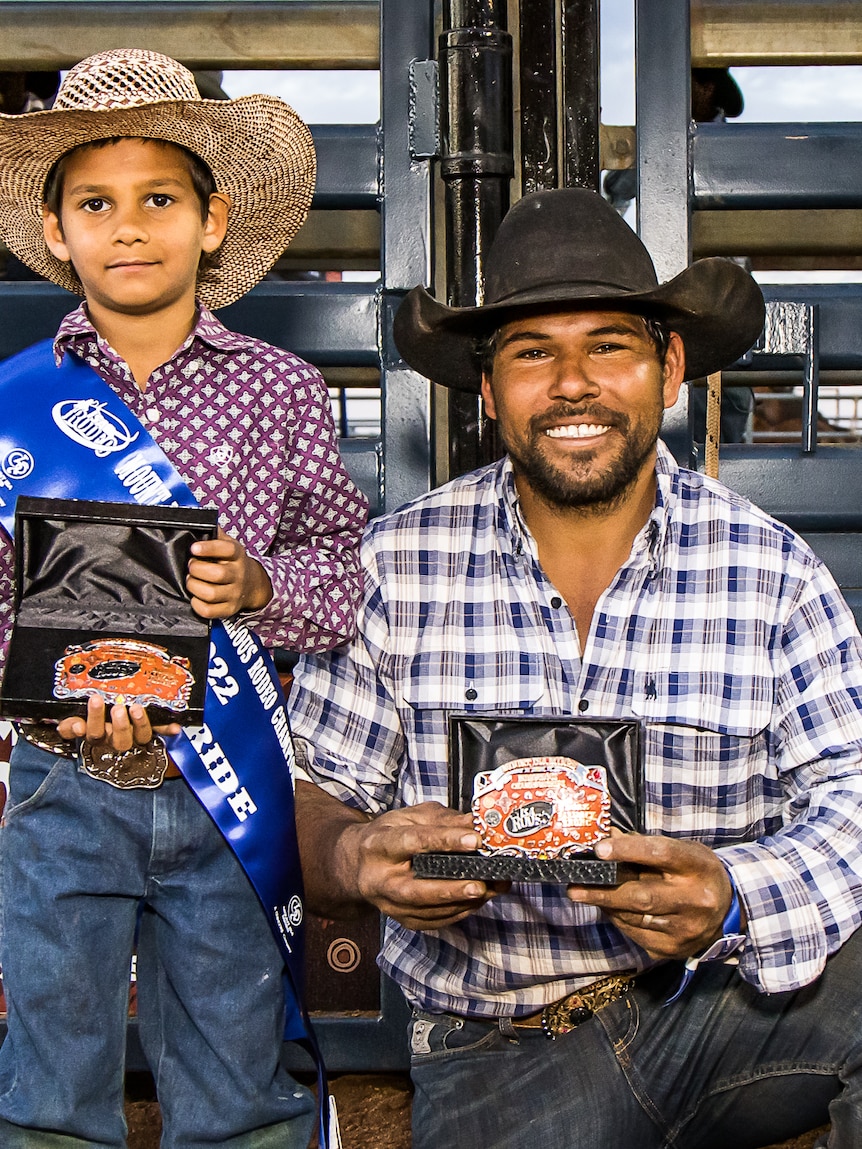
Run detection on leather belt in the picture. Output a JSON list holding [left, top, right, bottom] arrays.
[[511, 974, 634, 1039], [16, 721, 180, 788]]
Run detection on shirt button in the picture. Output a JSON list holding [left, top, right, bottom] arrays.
[[146, 407, 159, 422], [578, 699, 589, 712], [550, 596, 563, 608], [465, 687, 478, 701], [188, 358, 203, 373]]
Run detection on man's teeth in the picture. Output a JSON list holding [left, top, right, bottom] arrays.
[[545, 423, 610, 439]]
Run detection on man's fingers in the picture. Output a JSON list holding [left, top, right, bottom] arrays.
[[596, 831, 714, 875], [373, 873, 499, 930], [359, 817, 479, 864]]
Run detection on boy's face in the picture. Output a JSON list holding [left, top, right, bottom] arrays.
[[42, 138, 229, 320]]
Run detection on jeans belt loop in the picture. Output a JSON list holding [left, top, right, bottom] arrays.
[[511, 974, 634, 1040]]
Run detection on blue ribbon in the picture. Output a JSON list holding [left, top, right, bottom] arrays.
[[0, 339, 330, 1145]]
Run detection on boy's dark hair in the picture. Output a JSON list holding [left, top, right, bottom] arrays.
[[42, 137, 221, 271], [477, 312, 672, 378]]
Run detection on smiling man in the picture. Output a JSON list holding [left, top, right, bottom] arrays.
[[289, 189, 862, 1149]]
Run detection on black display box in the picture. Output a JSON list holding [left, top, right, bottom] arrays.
[[413, 714, 644, 885], [0, 497, 218, 725]]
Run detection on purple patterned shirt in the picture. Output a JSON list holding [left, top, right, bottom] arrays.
[[0, 303, 368, 673]]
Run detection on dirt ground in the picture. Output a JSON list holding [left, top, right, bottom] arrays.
[[124, 1074, 824, 1149], [125, 1073, 413, 1149]]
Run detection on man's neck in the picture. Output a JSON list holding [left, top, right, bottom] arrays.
[[85, 300, 198, 391], [514, 457, 658, 648]]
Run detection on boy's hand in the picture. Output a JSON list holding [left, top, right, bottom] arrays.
[[186, 527, 273, 618], [56, 693, 181, 751]]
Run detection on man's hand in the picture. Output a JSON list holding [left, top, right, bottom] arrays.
[[339, 802, 509, 930], [567, 831, 738, 960], [56, 693, 181, 751], [186, 527, 273, 618], [296, 782, 508, 930]]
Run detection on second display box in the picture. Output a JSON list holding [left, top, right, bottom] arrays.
[[413, 713, 644, 885]]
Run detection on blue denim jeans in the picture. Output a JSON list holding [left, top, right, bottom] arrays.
[[0, 738, 316, 1148], [410, 926, 862, 1149]]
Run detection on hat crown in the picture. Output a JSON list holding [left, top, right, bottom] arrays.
[[53, 49, 200, 113], [483, 188, 660, 306]]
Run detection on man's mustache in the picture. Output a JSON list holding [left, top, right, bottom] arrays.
[[529, 404, 628, 436]]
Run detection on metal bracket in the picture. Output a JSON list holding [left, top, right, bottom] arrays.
[[408, 58, 440, 159], [752, 301, 821, 454]]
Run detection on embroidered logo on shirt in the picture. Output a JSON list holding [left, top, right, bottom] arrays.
[[208, 444, 234, 468], [644, 677, 658, 700], [51, 398, 138, 458]]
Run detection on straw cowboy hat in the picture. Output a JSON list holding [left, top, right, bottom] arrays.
[[0, 48, 316, 309], [393, 188, 765, 392]]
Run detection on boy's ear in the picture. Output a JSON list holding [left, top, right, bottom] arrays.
[[42, 206, 70, 263], [202, 192, 230, 254]]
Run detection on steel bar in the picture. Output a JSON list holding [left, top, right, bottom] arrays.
[[693, 210, 862, 260], [560, 0, 600, 189], [693, 123, 862, 211], [441, 0, 513, 478], [379, 0, 435, 510], [0, 1, 380, 70], [692, 0, 862, 66], [0, 281, 380, 366], [517, 0, 559, 193]]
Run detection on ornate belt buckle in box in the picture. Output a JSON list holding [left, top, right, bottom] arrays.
[[53, 638, 194, 713], [471, 756, 611, 858]]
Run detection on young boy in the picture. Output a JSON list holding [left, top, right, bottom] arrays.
[[0, 49, 368, 1148]]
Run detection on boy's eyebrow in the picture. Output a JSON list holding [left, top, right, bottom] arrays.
[[64, 177, 190, 197]]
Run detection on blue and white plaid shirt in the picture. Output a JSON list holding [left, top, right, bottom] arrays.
[[290, 443, 862, 1017]]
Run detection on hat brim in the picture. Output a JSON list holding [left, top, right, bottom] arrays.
[[0, 95, 316, 309], [393, 257, 765, 392]]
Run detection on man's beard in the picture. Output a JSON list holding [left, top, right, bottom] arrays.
[[500, 400, 662, 512]]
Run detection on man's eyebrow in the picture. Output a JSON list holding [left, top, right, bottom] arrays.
[[498, 320, 647, 349], [497, 329, 553, 350]]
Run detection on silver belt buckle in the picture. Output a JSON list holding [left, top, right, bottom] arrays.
[[79, 738, 170, 790]]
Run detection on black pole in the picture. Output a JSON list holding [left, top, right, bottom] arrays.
[[561, 0, 600, 189], [440, 0, 513, 478], [518, 0, 559, 194]]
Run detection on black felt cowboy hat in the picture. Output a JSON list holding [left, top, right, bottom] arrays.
[[393, 188, 765, 393]]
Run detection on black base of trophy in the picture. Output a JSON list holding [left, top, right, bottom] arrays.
[[413, 852, 637, 885]]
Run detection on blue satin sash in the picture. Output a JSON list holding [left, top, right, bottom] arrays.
[[0, 339, 331, 1146]]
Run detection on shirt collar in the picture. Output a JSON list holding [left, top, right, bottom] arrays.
[[53, 301, 254, 366], [497, 440, 678, 571]]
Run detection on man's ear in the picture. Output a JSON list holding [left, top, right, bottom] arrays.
[[662, 331, 686, 410], [202, 191, 230, 254], [480, 371, 498, 420], [42, 206, 70, 263]]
